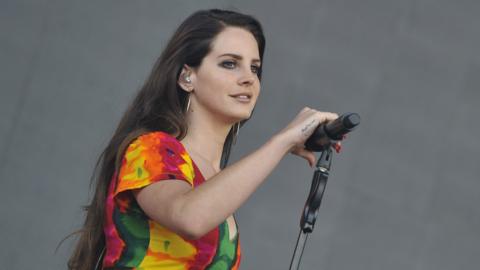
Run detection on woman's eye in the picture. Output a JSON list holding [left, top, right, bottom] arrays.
[[221, 61, 236, 69], [221, 61, 260, 75]]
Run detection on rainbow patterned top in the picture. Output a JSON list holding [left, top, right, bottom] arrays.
[[102, 131, 241, 269]]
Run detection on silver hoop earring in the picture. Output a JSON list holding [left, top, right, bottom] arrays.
[[185, 94, 191, 113], [232, 122, 240, 145]]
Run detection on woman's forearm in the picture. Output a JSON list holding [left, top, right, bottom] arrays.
[[177, 134, 291, 238]]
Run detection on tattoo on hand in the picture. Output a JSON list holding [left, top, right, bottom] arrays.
[[301, 119, 317, 136]]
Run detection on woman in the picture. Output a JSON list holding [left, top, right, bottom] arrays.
[[68, 8, 339, 270]]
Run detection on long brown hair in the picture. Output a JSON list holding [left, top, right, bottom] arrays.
[[66, 8, 265, 270]]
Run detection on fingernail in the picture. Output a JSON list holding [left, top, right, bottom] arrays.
[[333, 143, 342, 153]]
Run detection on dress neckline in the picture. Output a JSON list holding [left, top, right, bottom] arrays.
[[177, 139, 207, 182]]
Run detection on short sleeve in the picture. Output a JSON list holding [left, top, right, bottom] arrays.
[[114, 131, 195, 196]]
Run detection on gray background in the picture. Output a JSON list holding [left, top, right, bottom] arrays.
[[1, 0, 479, 269]]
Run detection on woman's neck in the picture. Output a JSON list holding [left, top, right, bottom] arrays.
[[180, 114, 233, 171]]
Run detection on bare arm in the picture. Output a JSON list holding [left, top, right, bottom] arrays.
[[133, 108, 338, 239], [134, 134, 289, 239]]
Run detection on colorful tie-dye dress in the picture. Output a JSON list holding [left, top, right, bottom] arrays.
[[102, 131, 241, 269]]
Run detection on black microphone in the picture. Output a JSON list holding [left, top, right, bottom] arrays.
[[304, 112, 360, 152]]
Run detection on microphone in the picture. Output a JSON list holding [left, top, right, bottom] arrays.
[[304, 112, 360, 152]]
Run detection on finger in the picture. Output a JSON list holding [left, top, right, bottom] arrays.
[[291, 146, 316, 167], [325, 112, 339, 121], [332, 141, 342, 153], [301, 107, 310, 112], [314, 111, 338, 123]]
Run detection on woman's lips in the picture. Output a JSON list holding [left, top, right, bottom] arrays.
[[230, 95, 251, 103]]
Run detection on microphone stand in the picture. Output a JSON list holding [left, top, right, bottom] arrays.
[[289, 147, 333, 270], [288, 112, 360, 269]]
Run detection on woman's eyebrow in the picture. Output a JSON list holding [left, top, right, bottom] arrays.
[[218, 53, 261, 64]]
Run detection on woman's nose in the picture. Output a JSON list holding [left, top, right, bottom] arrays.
[[238, 68, 255, 86]]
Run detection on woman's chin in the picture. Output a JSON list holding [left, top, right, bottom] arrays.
[[224, 111, 251, 123], [236, 109, 253, 120]]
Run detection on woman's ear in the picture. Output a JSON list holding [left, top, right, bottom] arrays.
[[178, 64, 194, 92]]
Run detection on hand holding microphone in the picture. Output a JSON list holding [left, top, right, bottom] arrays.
[[304, 112, 360, 152], [275, 107, 360, 167]]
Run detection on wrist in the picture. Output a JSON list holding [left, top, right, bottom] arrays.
[[269, 132, 293, 156]]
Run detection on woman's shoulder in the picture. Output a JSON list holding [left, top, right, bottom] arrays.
[[118, 130, 196, 189], [122, 130, 191, 165], [136, 130, 178, 143], [131, 130, 184, 151]]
